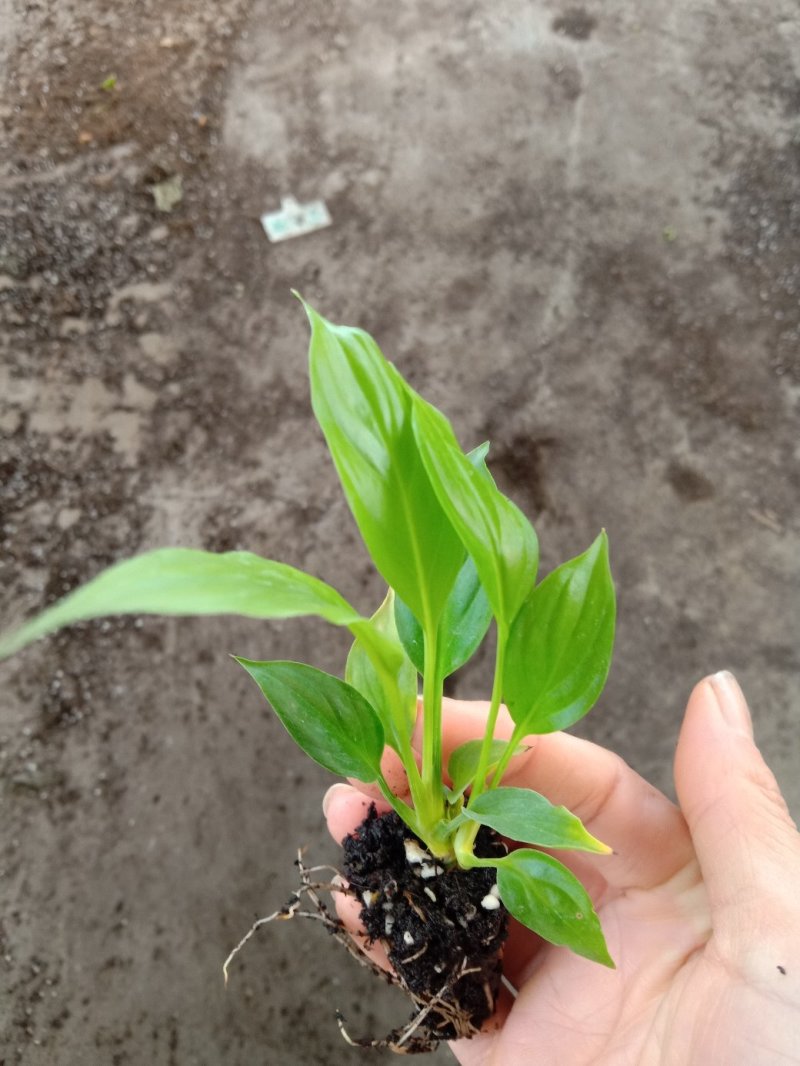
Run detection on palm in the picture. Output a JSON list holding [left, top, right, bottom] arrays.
[[462, 852, 796, 1066], [462, 858, 710, 1065]]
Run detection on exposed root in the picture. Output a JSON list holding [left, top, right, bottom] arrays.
[[336, 958, 482, 1054], [400, 941, 429, 965], [223, 849, 491, 1054], [223, 849, 393, 990]]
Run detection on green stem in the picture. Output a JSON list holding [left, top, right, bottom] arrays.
[[420, 624, 444, 821], [349, 617, 427, 820], [453, 629, 508, 868], [401, 733, 426, 805], [379, 772, 454, 860], [376, 773, 420, 831], [454, 819, 479, 864], [466, 627, 507, 804], [464, 854, 501, 870], [489, 722, 527, 789]]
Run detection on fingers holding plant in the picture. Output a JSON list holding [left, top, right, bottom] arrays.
[[322, 694, 687, 991], [675, 672, 800, 952]]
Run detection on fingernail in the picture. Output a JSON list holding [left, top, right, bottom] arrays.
[[322, 782, 352, 818], [709, 670, 752, 736]]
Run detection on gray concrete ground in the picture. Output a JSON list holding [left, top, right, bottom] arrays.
[[1, 0, 798, 1063]]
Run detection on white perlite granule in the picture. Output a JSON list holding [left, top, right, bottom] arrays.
[[403, 839, 430, 865]]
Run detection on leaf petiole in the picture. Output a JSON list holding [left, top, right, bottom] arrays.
[[420, 622, 445, 826], [466, 627, 508, 803], [376, 772, 421, 834], [489, 722, 528, 789]]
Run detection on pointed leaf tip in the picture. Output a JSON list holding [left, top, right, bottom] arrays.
[[0, 548, 362, 662], [496, 849, 614, 967], [504, 531, 615, 735], [465, 787, 612, 853], [236, 658, 384, 782], [307, 313, 464, 628]]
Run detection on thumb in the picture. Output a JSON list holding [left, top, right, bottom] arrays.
[[674, 671, 800, 949]]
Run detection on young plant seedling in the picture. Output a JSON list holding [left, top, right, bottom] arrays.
[[0, 299, 616, 1047]]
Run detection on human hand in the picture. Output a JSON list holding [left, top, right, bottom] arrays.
[[323, 673, 800, 1065]]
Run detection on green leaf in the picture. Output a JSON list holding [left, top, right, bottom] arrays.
[[395, 552, 492, 678], [496, 849, 614, 967], [394, 443, 493, 678], [0, 548, 363, 661], [435, 550, 492, 674], [303, 301, 464, 630], [464, 787, 611, 853], [236, 659, 384, 782], [504, 531, 615, 734], [346, 589, 417, 752], [393, 597, 424, 674], [447, 740, 521, 798], [411, 396, 538, 633]]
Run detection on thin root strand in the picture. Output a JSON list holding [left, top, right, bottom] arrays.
[[224, 848, 491, 1053]]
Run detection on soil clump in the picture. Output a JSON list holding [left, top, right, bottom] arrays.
[[342, 807, 508, 1051]]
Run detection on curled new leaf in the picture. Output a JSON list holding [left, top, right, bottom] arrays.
[[496, 849, 614, 967], [504, 531, 615, 734], [236, 659, 384, 782]]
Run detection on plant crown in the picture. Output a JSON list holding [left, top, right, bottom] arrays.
[[0, 299, 616, 967]]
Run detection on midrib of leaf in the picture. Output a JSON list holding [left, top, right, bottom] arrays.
[[0, 549, 366, 661], [540, 576, 604, 701], [541, 576, 577, 682], [414, 401, 524, 629], [310, 318, 459, 626], [338, 421, 437, 632], [402, 471, 436, 632], [438, 451, 502, 617], [484, 501, 510, 624]]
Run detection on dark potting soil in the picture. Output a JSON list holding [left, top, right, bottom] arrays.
[[342, 806, 509, 1047]]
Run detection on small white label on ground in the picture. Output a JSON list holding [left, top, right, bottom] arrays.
[[260, 196, 331, 242]]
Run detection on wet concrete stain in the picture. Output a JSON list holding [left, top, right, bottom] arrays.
[[552, 7, 598, 41], [666, 460, 715, 502]]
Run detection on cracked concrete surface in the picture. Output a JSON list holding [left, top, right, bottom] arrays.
[[1, 1, 798, 1063]]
